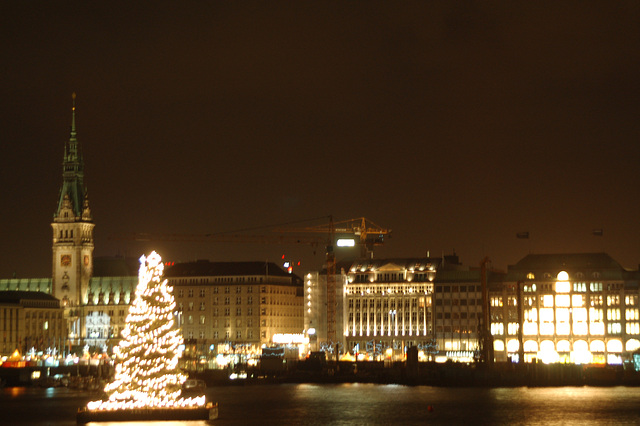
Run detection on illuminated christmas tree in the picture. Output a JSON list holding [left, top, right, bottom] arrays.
[[87, 251, 204, 411]]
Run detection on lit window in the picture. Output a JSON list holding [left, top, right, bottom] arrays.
[[607, 295, 620, 306], [590, 322, 605, 335], [572, 295, 584, 307], [607, 323, 622, 334], [540, 308, 554, 322], [491, 323, 504, 335], [543, 295, 554, 308], [573, 322, 588, 335], [557, 340, 571, 352], [540, 323, 554, 335], [588, 340, 604, 353], [573, 308, 588, 322], [607, 339, 623, 352], [589, 308, 603, 321], [556, 295, 570, 307], [555, 281, 571, 293], [556, 323, 570, 335], [555, 308, 569, 322], [525, 308, 537, 322], [607, 309, 621, 321]]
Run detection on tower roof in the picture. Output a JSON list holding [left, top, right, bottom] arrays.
[[55, 93, 89, 220]]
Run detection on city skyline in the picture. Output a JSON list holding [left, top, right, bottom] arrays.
[[2, 3, 639, 278]]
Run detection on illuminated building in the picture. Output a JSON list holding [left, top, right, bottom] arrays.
[[432, 263, 487, 362], [50, 94, 94, 346], [490, 253, 640, 365], [164, 260, 304, 366], [82, 258, 137, 351], [342, 258, 438, 360], [0, 291, 65, 357], [303, 269, 347, 354]]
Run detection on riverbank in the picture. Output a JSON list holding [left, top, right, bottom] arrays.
[[3, 360, 639, 389], [190, 360, 640, 388]]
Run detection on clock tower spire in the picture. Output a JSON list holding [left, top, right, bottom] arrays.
[[51, 93, 95, 346]]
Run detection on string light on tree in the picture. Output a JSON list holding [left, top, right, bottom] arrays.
[[87, 251, 205, 411]]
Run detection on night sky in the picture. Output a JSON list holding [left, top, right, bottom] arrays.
[[2, 2, 639, 279]]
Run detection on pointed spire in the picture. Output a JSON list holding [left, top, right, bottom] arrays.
[[71, 92, 77, 136], [56, 93, 87, 219], [69, 92, 78, 158]]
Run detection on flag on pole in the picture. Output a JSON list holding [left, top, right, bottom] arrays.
[[516, 232, 529, 239]]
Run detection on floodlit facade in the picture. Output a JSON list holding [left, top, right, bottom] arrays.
[[303, 269, 347, 353], [165, 260, 304, 367], [432, 268, 485, 362], [51, 97, 94, 345], [0, 291, 65, 357], [491, 253, 640, 365], [342, 258, 438, 360]]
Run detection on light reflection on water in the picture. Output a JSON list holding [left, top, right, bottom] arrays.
[[1, 384, 639, 425]]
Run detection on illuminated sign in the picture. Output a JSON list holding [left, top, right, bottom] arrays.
[[337, 239, 356, 247]]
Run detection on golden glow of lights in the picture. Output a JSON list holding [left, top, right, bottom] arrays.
[[86, 251, 205, 412], [555, 295, 570, 307], [555, 281, 571, 293]]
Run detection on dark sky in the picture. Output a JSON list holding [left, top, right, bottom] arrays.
[[2, 2, 639, 278]]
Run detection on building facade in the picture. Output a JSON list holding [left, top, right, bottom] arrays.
[[164, 260, 304, 366], [490, 253, 640, 365], [303, 269, 347, 354], [341, 258, 438, 360], [432, 268, 484, 362], [0, 291, 66, 357], [51, 96, 94, 345]]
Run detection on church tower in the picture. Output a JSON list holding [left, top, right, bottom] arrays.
[[51, 94, 94, 344]]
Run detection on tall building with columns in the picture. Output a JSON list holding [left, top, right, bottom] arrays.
[[51, 94, 95, 345]]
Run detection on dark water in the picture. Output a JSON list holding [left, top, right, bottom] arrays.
[[1, 384, 639, 425]]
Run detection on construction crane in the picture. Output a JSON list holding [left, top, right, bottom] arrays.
[[110, 216, 391, 347], [273, 217, 391, 344]]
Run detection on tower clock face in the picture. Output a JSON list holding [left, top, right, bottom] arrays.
[[84, 255, 89, 266], [61, 254, 71, 266]]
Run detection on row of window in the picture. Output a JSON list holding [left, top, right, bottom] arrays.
[[173, 276, 263, 285], [177, 286, 255, 297], [348, 298, 428, 309], [346, 285, 432, 295], [349, 312, 431, 322], [350, 273, 434, 283], [186, 330, 258, 340], [176, 285, 298, 297]]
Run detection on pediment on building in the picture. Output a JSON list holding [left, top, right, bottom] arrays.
[[376, 262, 404, 272]]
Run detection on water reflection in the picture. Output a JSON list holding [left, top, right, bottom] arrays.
[[1, 384, 640, 425]]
